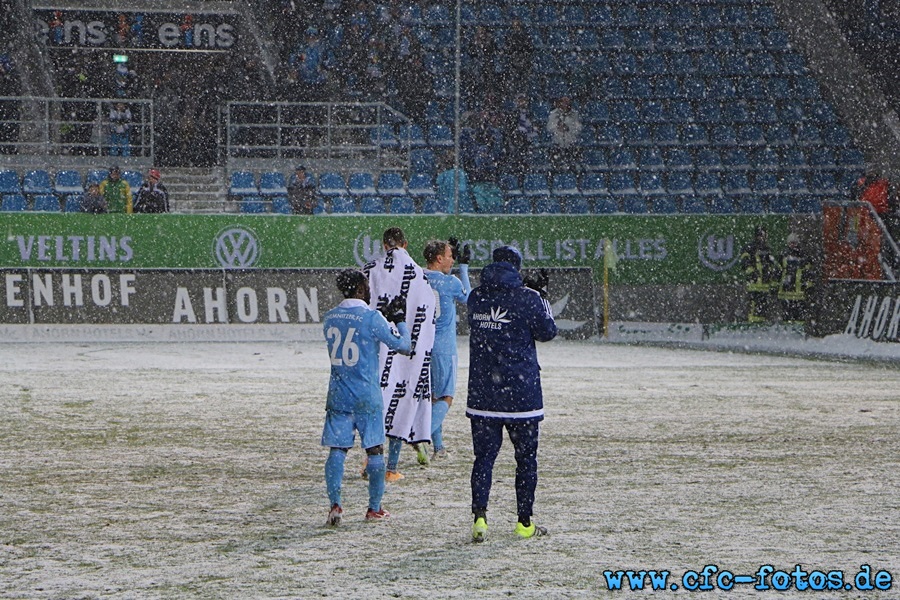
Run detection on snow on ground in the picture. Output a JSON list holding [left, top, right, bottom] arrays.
[[0, 336, 898, 599]]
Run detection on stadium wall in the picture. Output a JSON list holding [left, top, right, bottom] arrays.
[[0, 213, 801, 327]]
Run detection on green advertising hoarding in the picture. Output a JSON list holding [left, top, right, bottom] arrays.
[[0, 214, 789, 285]]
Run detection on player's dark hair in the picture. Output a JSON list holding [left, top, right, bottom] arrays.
[[336, 269, 366, 298], [423, 240, 449, 264], [382, 227, 406, 249]]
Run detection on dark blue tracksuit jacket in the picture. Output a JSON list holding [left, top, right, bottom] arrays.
[[466, 262, 558, 421]]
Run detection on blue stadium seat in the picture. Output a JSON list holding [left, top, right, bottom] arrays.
[[795, 196, 822, 213], [389, 196, 415, 214], [121, 170, 143, 190], [348, 172, 377, 196], [723, 149, 751, 170], [666, 172, 694, 195], [272, 196, 292, 214], [650, 196, 678, 214], [608, 172, 638, 195], [622, 196, 648, 214], [398, 123, 426, 147], [499, 173, 522, 197], [753, 172, 780, 194], [370, 124, 400, 148], [229, 171, 257, 196], [318, 172, 346, 196], [583, 101, 610, 124], [837, 148, 865, 169], [0, 170, 20, 194], [552, 173, 579, 196], [639, 148, 665, 170], [738, 196, 765, 214], [783, 148, 808, 169], [64, 194, 83, 213], [711, 125, 738, 146], [610, 148, 637, 170], [640, 172, 665, 195], [420, 195, 444, 214], [1, 194, 27, 211], [723, 172, 752, 195], [694, 172, 723, 195], [682, 124, 708, 145], [583, 149, 608, 171], [795, 123, 822, 144], [709, 196, 735, 214], [331, 196, 356, 213], [54, 170, 84, 195], [428, 124, 453, 147], [640, 101, 666, 123], [259, 172, 288, 196], [32, 194, 60, 212], [377, 172, 406, 196], [739, 30, 765, 51], [22, 170, 53, 195], [505, 195, 532, 214], [596, 125, 625, 146], [240, 196, 267, 214], [696, 149, 723, 171], [565, 196, 591, 214], [360, 196, 386, 213], [86, 169, 109, 186], [580, 173, 607, 195], [666, 148, 693, 170], [522, 173, 550, 196], [534, 196, 561, 214], [737, 124, 766, 146], [769, 196, 795, 213], [624, 124, 652, 145], [592, 196, 619, 214], [809, 171, 837, 194], [822, 124, 852, 146], [681, 196, 708, 214], [410, 148, 436, 175], [780, 172, 809, 194], [407, 173, 435, 197]]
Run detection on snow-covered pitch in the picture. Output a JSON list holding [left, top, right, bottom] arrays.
[[1, 338, 897, 598]]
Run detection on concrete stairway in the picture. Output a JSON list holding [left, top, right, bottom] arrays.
[[162, 167, 229, 213]]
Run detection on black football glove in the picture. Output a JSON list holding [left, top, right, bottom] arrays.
[[379, 295, 407, 324], [523, 268, 550, 298], [448, 237, 460, 260], [458, 241, 471, 264]]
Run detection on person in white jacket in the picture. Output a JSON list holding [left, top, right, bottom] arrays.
[[546, 96, 583, 175]]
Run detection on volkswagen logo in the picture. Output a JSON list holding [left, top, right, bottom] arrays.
[[698, 231, 739, 272], [214, 227, 260, 268]]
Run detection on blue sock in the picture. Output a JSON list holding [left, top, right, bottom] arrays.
[[387, 437, 402, 472], [431, 400, 450, 451], [366, 453, 386, 511], [325, 448, 347, 507]]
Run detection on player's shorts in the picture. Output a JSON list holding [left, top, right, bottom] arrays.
[[430, 353, 457, 399], [321, 409, 385, 450]]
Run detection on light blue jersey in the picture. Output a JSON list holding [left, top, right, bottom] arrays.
[[323, 299, 411, 415], [425, 265, 471, 356]]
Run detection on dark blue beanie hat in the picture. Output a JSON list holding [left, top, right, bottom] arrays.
[[492, 245, 522, 270]]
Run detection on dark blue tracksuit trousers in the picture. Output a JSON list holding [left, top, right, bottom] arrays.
[[470, 418, 540, 522]]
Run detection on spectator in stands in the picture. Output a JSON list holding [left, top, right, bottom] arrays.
[[81, 183, 107, 214], [739, 226, 779, 323], [461, 111, 505, 213], [468, 26, 497, 106], [504, 94, 540, 177], [287, 165, 318, 214], [395, 53, 433, 127], [502, 19, 534, 98], [134, 168, 170, 213], [288, 26, 334, 101], [546, 96, 583, 175], [778, 233, 814, 324], [851, 171, 890, 216], [363, 36, 390, 100], [99, 165, 133, 214], [114, 61, 137, 99], [107, 102, 132, 157]]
